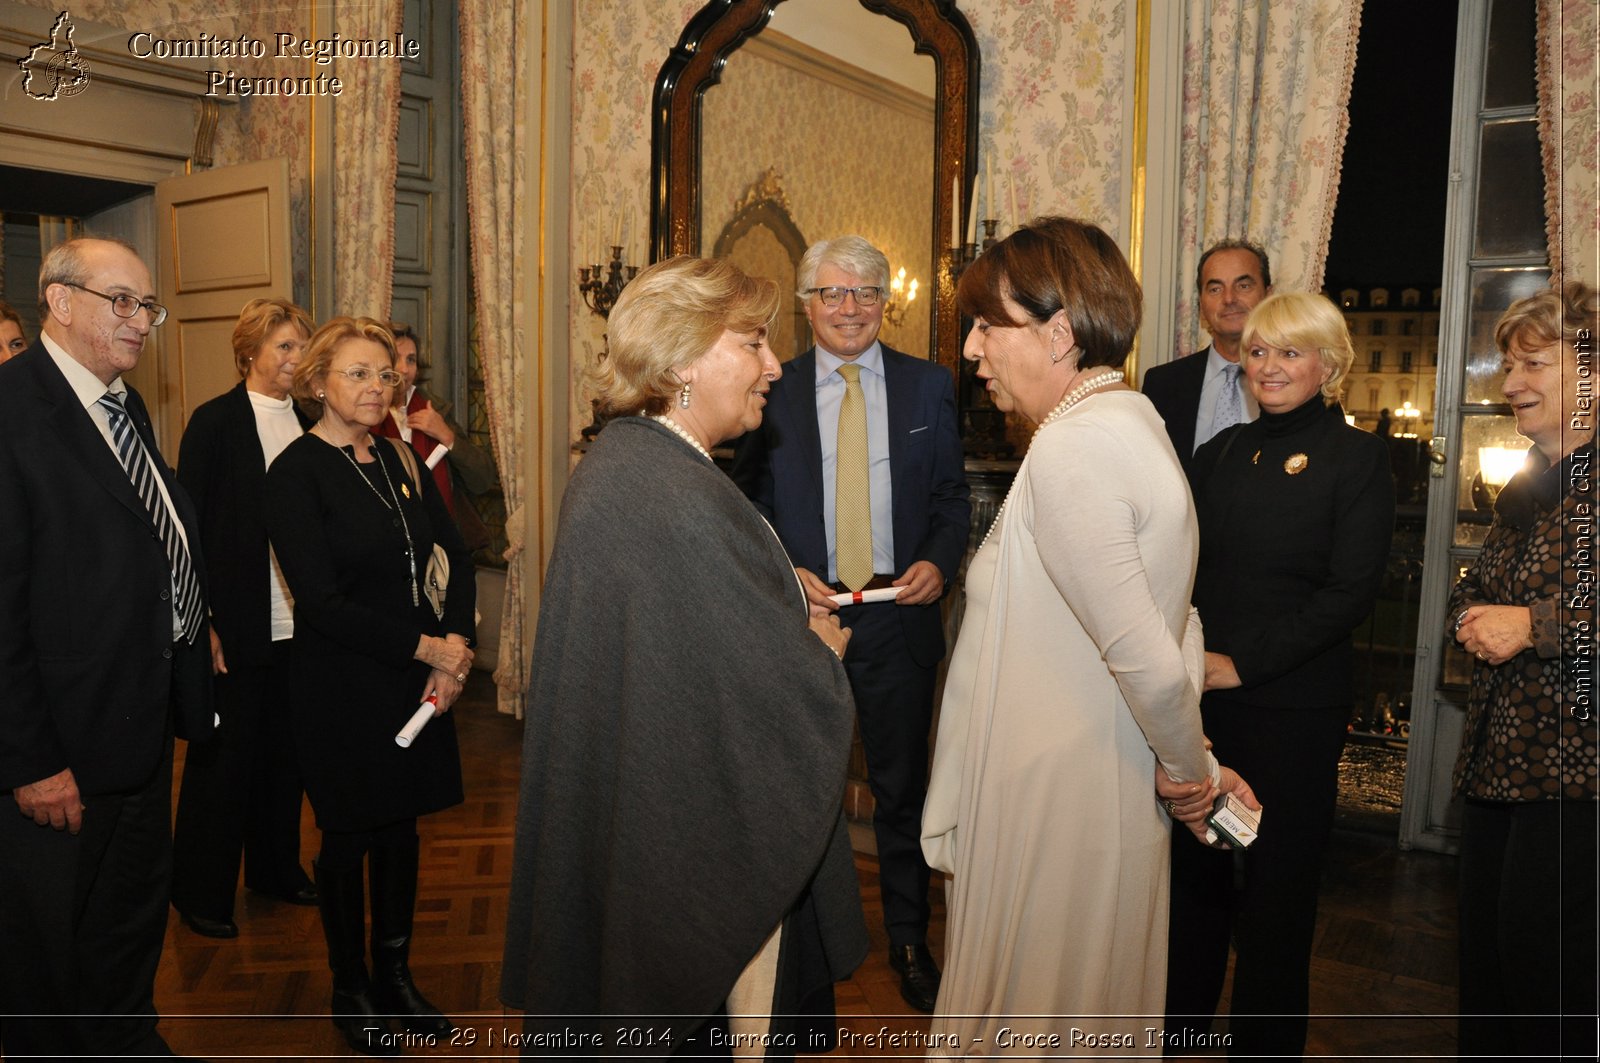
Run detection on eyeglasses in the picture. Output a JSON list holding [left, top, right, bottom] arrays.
[[65, 283, 168, 326], [329, 366, 404, 388], [806, 286, 883, 307]]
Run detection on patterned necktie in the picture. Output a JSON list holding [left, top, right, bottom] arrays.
[[1206, 363, 1244, 446], [97, 392, 203, 643], [835, 363, 872, 592]]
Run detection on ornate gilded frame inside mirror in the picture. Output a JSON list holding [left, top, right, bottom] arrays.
[[650, 0, 978, 370], [711, 170, 810, 361]]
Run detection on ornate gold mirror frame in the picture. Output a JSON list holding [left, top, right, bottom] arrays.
[[650, 0, 978, 369]]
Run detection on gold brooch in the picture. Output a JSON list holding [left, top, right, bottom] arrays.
[[1251, 450, 1261, 465], [1284, 453, 1309, 475], [401, 482, 412, 498]]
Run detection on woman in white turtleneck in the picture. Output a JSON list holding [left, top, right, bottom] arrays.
[[170, 297, 318, 939]]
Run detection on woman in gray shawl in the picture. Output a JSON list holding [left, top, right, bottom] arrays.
[[501, 256, 866, 1057]]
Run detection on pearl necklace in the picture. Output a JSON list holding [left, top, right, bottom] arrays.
[[315, 425, 421, 608], [977, 370, 1126, 551], [651, 415, 713, 461]]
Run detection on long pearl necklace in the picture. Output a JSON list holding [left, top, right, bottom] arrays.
[[315, 425, 421, 608], [977, 369, 1126, 551], [651, 415, 713, 461]]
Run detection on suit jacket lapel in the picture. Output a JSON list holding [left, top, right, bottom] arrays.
[[32, 353, 155, 531], [882, 347, 912, 498], [789, 349, 824, 498]]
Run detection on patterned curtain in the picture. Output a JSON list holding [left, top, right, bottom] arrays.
[[458, 0, 530, 718], [331, 0, 404, 319], [1535, 0, 1599, 284], [1173, 0, 1364, 355]]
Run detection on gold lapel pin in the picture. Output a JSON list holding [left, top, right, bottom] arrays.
[[401, 482, 412, 498]]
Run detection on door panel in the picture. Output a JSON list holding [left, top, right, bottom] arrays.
[[154, 157, 293, 457]]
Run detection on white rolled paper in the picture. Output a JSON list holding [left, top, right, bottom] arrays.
[[395, 695, 438, 748], [424, 443, 450, 470], [827, 586, 905, 608]]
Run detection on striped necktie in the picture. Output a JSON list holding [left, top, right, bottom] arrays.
[[97, 391, 203, 643], [835, 363, 872, 592]]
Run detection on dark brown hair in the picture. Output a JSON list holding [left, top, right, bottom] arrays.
[[956, 216, 1143, 371]]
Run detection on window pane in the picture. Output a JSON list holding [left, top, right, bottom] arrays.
[[1461, 267, 1550, 403], [1474, 119, 1547, 256], [1483, 0, 1537, 109], [1453, 413, 1534, 546]]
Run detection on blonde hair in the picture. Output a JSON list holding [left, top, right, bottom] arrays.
[[292, 316, 397, 418], [233, 297, 313, 377], [590, 256, 780, 418], [1240, 292, 1354, 406], [1495, 281, 1599, 356]]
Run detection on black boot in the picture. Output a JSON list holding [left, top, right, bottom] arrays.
[[315, 859, 399, 1057], [369, 834, 453, 1037]]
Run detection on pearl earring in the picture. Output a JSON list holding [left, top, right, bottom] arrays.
[[680, 382, 692, 409]]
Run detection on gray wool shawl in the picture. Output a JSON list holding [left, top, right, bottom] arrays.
[[501, 418, 867, 1028]]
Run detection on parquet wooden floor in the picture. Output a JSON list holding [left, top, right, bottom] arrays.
[[122, 674, 1456, 1060]]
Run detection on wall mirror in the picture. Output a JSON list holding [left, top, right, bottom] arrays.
[[651, 0, 977, 368]]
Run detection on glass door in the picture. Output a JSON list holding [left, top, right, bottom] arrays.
[[1400, 0, 1548, 852]]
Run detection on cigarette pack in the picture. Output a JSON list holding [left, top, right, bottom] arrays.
[[1205, 792, 1261, 848]]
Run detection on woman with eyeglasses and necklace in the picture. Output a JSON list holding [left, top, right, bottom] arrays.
[[266, 317, 475, 1057]]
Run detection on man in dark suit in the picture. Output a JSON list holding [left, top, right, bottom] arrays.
[[0, 237, 215, 1058], [1141, 238, 1272, 468], [732, 235, 969, 1012]]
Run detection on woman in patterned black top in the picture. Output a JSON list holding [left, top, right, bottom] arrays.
[[1448, 281, 1597, 1059]]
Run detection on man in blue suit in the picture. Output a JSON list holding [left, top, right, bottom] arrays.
[[732, 235, 969, 1012]]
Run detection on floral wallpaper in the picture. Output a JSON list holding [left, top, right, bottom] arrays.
[[961, 0, 1131, 242], [566, 0, 1134, 445], [1537, 0, 1599, 285], [700, 42, 935, 361]]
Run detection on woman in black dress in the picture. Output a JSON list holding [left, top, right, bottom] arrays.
[[267, 317, 475, 1056], [172, 297, 317, 939], [1163, 291, 1394, 1057]]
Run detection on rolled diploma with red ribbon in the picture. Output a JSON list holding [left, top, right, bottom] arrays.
[[396, 693, 439, 748], [826, 586, 905, 608]]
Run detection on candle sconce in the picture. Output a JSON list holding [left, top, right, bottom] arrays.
[[577, 246, 639, 319], [885, 268, 920, 328]]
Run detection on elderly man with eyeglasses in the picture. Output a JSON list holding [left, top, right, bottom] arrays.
[[0, 237, 216, 1058], [732, 235, 970, 1013]]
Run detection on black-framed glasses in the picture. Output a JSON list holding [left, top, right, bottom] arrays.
[[330, 366, 404, 388], [806, 285, 883, 307], [65, 283, 168, 326]]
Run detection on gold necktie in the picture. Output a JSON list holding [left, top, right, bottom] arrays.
[[835, 363, 872, 592]]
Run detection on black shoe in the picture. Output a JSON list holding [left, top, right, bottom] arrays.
[[180, 912, 239, 939], [888, 943, 941, 1012], [250, 881, 320, 906], [332, 986, 400, 1058]]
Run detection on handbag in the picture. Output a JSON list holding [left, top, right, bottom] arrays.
[[381, 436, 449, 620]]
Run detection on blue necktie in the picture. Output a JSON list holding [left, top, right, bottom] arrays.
[[97, 392, 203, 643], [1205, 363, 1243, 447]]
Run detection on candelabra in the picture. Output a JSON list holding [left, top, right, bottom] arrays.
[[577, 246, 639, 318], [949, 219, 999, 279]]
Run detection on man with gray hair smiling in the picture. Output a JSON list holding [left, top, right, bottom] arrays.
[[732, 234, 969, 1012]]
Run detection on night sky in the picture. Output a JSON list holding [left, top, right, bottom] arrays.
[[1323, 1, 1459, 291]]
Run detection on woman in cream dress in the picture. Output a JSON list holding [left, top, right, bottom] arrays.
[[922, 217, 1256, 1056]]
